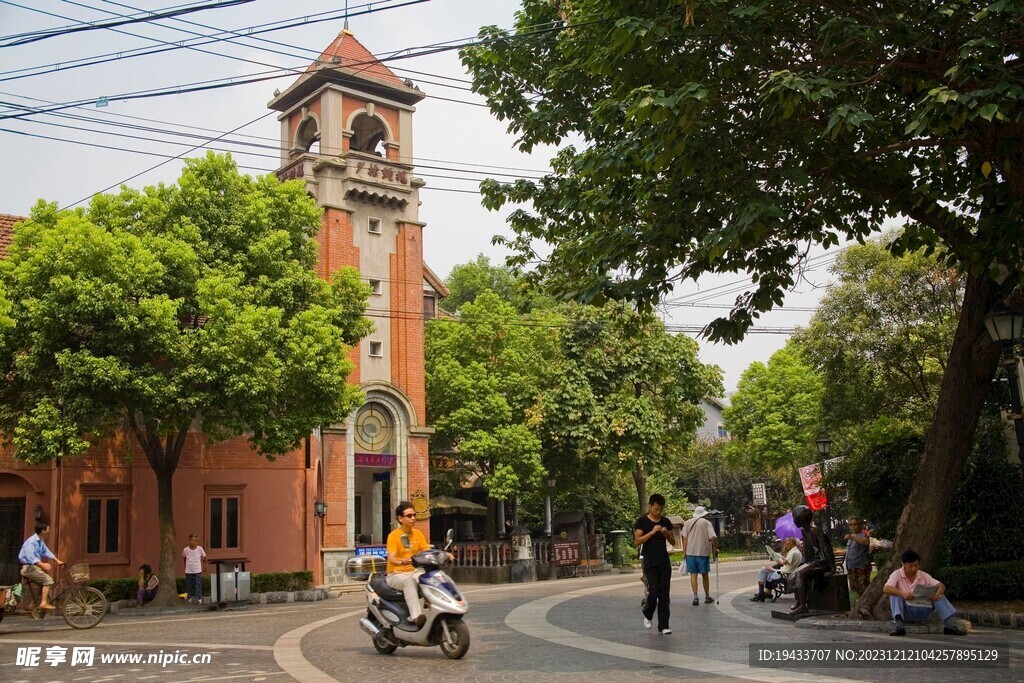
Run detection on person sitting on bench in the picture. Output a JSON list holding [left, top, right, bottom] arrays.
[[750, 537, 802, 602], [882, 549, 966, 636]]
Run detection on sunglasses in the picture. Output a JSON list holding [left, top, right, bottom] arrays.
[[402, 513, 417, 518]]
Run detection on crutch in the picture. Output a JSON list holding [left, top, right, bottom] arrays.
[[715, 551, 720, 604]]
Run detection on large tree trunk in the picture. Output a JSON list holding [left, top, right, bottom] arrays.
[[855, 273, 1002, 618], [632, 465, 647, 516], [132, 417, 188, 608]]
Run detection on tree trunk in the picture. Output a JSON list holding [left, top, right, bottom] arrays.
[[855, 273, 1002, 618], [632, 466, 647, 516], [133, 419, 188, 608], [153, 462, 178, 607]]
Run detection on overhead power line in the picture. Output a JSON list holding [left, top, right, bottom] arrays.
[[0, 0, 255, 47], [0, 13, 614, 118], [0, 0, 431, 83], [0, 89, 552, 174]]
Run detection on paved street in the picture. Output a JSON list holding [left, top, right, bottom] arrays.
[[1, 560, 1020, 682]]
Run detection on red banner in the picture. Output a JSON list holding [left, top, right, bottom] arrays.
[[798, 463, 829, 511]]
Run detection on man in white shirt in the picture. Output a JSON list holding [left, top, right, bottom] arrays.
[[681, 506, 718, 605]]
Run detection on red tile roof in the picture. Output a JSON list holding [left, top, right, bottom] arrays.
[[0, 213, 24, 258], [308, 30, 406, 88]]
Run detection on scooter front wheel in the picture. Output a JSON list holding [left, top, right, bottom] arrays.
[[438, 618, 470, 660], [372, 632, 397, 655]]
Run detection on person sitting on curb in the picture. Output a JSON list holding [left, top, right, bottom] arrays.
[[882, 549, 966, 636], [137, 564, 159, 606], [750, 537, 802, 602]]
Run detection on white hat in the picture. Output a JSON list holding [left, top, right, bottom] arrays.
[[692, 506, 709, 519]]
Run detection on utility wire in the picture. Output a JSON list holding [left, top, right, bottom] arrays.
[[0, 0, 255, 47], [0, 14, 613, 118], [0, 90, 552, 174], [0, 0, 430, 82]]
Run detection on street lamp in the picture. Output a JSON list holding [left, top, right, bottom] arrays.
[[985, 304, 1024, 475], [815, 432, 833, 534], [545, 478, 556, 537]]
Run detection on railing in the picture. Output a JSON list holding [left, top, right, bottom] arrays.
[[450, 542, 510, 568]]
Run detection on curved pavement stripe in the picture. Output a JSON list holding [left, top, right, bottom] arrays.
[[505, 581, 863, 683], [273, 608, 365, 682]]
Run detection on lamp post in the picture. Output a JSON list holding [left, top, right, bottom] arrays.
[[815, 432, 833, 534], [545, 478, 556, 537], [985, 304, 1024, 475]]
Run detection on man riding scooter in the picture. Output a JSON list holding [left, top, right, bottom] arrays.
[[386, 501, 454, 627]]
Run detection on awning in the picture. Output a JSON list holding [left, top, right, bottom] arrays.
[[428, 495, 488, 517]]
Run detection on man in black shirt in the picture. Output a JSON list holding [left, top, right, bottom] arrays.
[[634, 493, 674, 634]]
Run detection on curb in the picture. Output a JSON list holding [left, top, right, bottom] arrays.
[[956, 608, 1024, 630], [109, 587, 332, 615], [794, 614, 973, 633]]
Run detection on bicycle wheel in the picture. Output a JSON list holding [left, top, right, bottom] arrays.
[[60, 587, 108, 629]]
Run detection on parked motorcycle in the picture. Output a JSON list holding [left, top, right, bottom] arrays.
[[346, 529, 470, 659]]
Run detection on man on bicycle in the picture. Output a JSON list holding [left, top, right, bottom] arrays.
[[18, 523, 64, 610]]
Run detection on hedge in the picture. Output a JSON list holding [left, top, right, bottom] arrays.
[[85, 570, 313, 602], [933, 561, 1024, 602]]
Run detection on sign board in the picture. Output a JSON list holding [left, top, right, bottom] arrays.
[[552, 542, 581, 567], [354, 545, 387, 558], [752, 482, 767, 507], [355, 453, 397, 468]]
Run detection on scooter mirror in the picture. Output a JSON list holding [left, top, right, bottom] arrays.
[[401, 534, 411, 550], [444, 528, 455, 550]]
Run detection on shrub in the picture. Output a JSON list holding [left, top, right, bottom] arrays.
[[251, 571, 313, 593], [86, 570, 312, 600], [933, 561, 1024, 602]]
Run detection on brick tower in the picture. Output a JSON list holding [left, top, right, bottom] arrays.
[[269, 29, 436, 582]]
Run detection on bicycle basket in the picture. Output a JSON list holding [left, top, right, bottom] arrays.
[[68, 563, 90, 582]]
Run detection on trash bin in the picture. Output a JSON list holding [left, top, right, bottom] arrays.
[[608, 530, 629, 567], [210, 569, 250, 602]]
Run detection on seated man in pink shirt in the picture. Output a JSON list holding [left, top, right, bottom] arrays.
[[882, 549, 965, 636]]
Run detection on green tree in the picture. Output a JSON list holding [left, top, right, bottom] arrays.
[[443, 254, 547, 313], [463, 1, 1023, 616], [425, 291, 558, 530], [723, 343, 824, 474], [532, 302, 723, 515], [0, 154, 372, 604], [797, 239, 962, 434]]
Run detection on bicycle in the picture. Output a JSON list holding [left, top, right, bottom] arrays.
[[1, 562, 108, 629]]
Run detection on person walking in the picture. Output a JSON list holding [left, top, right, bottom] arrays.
[[634, 493, 675, 635], [681, 506, 718, 605]]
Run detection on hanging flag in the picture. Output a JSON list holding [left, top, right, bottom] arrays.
[[798, 463, 829, 511]]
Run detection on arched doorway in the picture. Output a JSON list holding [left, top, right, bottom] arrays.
[[352, 402, 397, 545]]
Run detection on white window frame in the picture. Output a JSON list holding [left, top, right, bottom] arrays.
[[367, 217, 382, 234], [368, 340, 383, 357]]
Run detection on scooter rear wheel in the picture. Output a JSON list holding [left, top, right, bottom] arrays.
[[438, 618, 470, 660], [372, 632, 397, 655]]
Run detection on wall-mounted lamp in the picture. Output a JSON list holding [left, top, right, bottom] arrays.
[[314, 500, 328, 518], [34, 505, 44, 522]]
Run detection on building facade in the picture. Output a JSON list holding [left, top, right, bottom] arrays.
[[0, 30, 442, 587]]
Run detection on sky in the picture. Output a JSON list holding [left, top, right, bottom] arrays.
[[0, 0, 846, 392]]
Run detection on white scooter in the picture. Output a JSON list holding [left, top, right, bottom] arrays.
[[347, 529, 470, 659]]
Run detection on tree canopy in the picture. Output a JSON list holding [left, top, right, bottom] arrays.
[[797, 239, 962, 433], [532, 301, 723, 514], [723, 342, 824, 474], [463, 1, 1022, 343], [442, 253, 545, 313], [464, 0, 1023, 616], [0, 153, 372, 602], [425, 291, 557, 502]]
